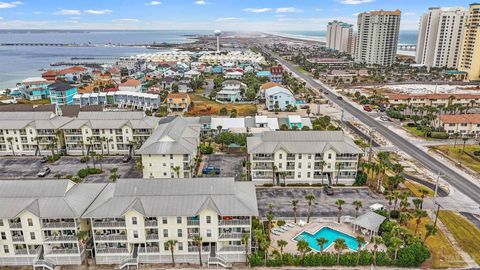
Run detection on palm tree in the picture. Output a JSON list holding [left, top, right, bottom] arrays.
[[355, 236, 366, 265], [166, 240, 178, 267], [79, 141, 85, 156], [319, 160, 326, 185], [335, 199, 345, 223], [6, 137, 14, 156], [277, 239, 288, 265], [390, 237, 403, 262], [241, 234, 250, 265], [99, 137, 106, 156], [172, 166, 181, 178], [393, 190, 400, 211], [372, 236, 384, 266], [412, 198, 422, 210], [291, 199, 299, 223], [95, 154, 104, 172], [266, 203, 275, 238], [418, 188, 429, 209], [385, 193, 394, 210], [352, 200, 363, 218], [272, 165, 277, 185], [296, 239, 309, 266], [335, 162, 342, 185], [33, 136, 41, 156], [216, 125, 223, 134], [316, 237, 328, 253], [106, 137, 113, 155], [193, 235, 203, 266], [89, 151, 97, 169], [398, 212, 411, 226], [334, 238, 347, 265], [76, 230, 90, 266], [453, 132, 460, 148], [462, 137, 468, 154], [305, 193, 315, 223], [109, 168, 119, 182], [424, 224, 437, 243], [414, 210, 427, 235]]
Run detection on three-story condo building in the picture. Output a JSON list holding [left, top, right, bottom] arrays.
[[247, 131, 363, 185]]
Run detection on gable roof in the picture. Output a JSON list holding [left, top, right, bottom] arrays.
[[265, 86, 293, 97], [49, 82, 75, 92], [60, 111, 158, 130], [83, 178, 258, 218], [0, 112, 71, 130]]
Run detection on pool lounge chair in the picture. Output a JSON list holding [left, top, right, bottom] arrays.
[[276, 227, 286, 232], [286, 223, 295, 228], [281, 225, 289, 231], [272, 231, 280, 236]]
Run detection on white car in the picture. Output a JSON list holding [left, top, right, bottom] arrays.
[[37, 166, 51, 177]]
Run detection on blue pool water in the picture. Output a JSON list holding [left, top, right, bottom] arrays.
[[293, 227, 363, 251], [296, 100, 306, 104]]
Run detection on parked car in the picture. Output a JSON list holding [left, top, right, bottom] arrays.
[[202, 166, 220, 175], [380, 116, 391, 122], [337, 96, 343, 100], [379, 106, 386, 112], [122, 155, 131, 163], [300, 105, 310, 109], [40, 156, 48, 163], [37, 166, 51, 177], [324, 185, 334, 195], [363, 105, 372, 112]]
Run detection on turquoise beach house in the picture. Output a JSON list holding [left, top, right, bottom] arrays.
[[48, 82, 78, 106]]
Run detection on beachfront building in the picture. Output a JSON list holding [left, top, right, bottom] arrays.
[[247, 131, 362, 185], [72, 91, 161, 110], [138, 117, 201, 179], [82, 178, 257, 266], [386, 93, 480, 108], [198, 51, 265, 66], [18, 78, 50, 101], [458, 3, 480, 81], [0, 180, 106, 267], [355, 10, 401, 66], [265, 86, 296, 111], [166, 93, 191, 113], [416, 7, 467, 68], [270, 65, 283, 83], [56, 66, 88, 83], [0, 112, 71, 156], [326, 20, 354, 54], [437, 114, 480, 137], [59, 112, 158, 156], [216, 90, 242, 103], [48, 82, 78, 107]]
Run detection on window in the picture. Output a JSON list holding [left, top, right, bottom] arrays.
[[298, 154, 302, 159], [30, 232, 36, 240], [207, 229, 212, 237], [307, 162, 311, 169], [133, 231, 138, 238], [206, 216, 211, 224], [308, 154, 311, 159], [177, 229, 183, 237], [170, 154, 174, 159], [298, 163, 301, 169], [178, 242, 183, 251], [27, 218, 33, 226], [0, 232, 5, 240], [132, 217, 137, 225], [328, 153, 332, 159], [177, 217, 182, 224], [162, 218, 168, 224], [278, 153, 282, 159], [307, 172, 311, 178], [297, 172, 301, 178], [163, 229, 168, 238], [278, 163, 282, 169], [164, 243, 169, 251], [3, 245, 8, 253], [0, 220, 3, 226]]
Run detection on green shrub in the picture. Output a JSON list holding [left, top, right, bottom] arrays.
[[473, 150, 480, 156], [389, 210, 400, 219], [386, 109, 406, 120], [395, 242, 430, 267], [199, 144, 213, 155], [77, 167, 102, 178], [354, 171, 368, 186], [77, 169, 89, 178], [263, 183, 274, 187], [406, 123, 416, 127], [430, 132, 449, 139], [47, 154, 61, 163]]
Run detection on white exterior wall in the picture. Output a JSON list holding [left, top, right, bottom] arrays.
[[142, 153, 194, 179], [0, 126, 58, 156]]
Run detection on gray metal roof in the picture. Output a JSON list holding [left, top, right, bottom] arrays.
[[247, 131, 363, 154], [0, 180, 107, 219], [352, 211, 386, 232], [137, 117, 201, 155], [0, 112, 71, 130], [83, 178, 258, 218], [60, 111, 159, 130]]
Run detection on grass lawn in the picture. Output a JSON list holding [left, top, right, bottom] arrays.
[[439, 210, 480, 264], [406, 217, 465, 269], [16, 98, 51, 105], [431, 145, 480, 173], [404, 180, 434, 197], [402, 124, 429, 139], [186, 94, 257, 116]]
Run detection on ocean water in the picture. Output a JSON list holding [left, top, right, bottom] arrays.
[[0, 30, 209, 89], [279, 30, 418, 45]]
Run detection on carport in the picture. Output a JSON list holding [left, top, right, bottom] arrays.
[[352, 211, 386, 238]]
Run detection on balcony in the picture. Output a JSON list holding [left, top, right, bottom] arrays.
[[146, 234, 158, 240], [218, 246, 244, 252], [252, 165, 272, 170], [219, 220, 250, 226], [9, 222, 22, 229], [96, 248, 129, 254], [92, 220, 126, 228], [219, 233, 246, 239], [286, 156, 295, 161], [144, 220, 158, 227], [14, 249, 29, 255], [187, 233, 200, 239], [44, 235, 77, 242], [139, 247, 159, 253], [252, 156, 273, 161], [12, 235, 24, 242], [187, 220, 200, 226], [188, 246, 210, 252], [42, 222, 76, 229], [46, 249, 79, 255], [94, 234, 128, 241], [286, 166, 295, 170], [336, 156, 358, 161]]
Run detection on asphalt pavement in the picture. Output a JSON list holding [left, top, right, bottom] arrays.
[[266, 49, 480, 206]]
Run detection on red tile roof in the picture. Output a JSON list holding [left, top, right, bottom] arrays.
[[119, 79, 142, 87], [57, 66, 87, 75], [439, 114, 480, 124]]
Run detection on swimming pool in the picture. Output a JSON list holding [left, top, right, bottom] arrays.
[[295, 100, 306, 105], [293, 227, 364, 251]]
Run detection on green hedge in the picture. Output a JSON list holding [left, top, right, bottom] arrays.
[[430, 132, 449, 139], [77, 167, 102, 178]]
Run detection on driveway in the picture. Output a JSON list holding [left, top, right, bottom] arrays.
[[0, 156, 141, 182], [202, 153, 245, 181], [256, 187, 387, 218]]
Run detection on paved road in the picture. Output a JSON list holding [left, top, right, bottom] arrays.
[[266, 49, 480, 206]]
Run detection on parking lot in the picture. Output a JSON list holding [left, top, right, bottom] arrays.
[[256, 187, 387, 218], [201, 154, 245, 181], [0, 156, 141, 182]]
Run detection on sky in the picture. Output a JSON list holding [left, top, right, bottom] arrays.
[[0, 0, 475, 31]]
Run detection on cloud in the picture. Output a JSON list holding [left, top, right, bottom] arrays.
[[0, 17, 3, 20], [339, 0, 374, 4], [404, 12, 415, 16], [243, 8, 272, 13], [33, 11, 42, 14], [112, 18, 140, 23], [216, 17, 241, 22], [54, 9, 81, 15], [84, 9, 112, 15], [194, 0, 207, 5], [276, 7, 302, 13], [145, 1, 161, 6], [0, 1, 21, 8]]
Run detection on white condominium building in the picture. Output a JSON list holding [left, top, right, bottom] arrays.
[[198, 51, 266, 66], [458, 3, 480, 81], [326, 20, 354, 54], [83, 178, 257, 266], [138, 117, 201, 179], [247, 131, 363, 185], [0, 180, 106, 268], [416, 7, 467, 68], [60, 112, 159, 156], [355, 10, 401, 66]]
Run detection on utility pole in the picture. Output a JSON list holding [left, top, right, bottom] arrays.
[[433, 171, 441, 205], [368, 128, 375, 163], [433, 202, 441, 229]]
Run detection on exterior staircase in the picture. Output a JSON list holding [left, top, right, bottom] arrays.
[[33, 247, 55, 270], [208, 254, 232, 269], [115, 246, 138, 270]]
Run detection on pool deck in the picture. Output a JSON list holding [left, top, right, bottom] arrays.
[[271, 222, 386, 254]]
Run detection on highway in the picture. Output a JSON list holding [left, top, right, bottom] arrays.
[[266, 49, 480, 206]]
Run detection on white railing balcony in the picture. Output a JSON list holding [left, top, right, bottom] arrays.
[[187, 220, 200, 226], [218, 246, 244, 252], [9, 222, 22, 229], [44, 235, 77, 242], [219, 220, 250, 226], [94, 234, 128, 241], [144, 220, 158, 227], [146, 234, 158, 240], [286, 166, 295, 170], [286, 156, 295, 161], [42, 222, 76, 229], [12, 235, 24, 242], [96, 248, 129, 254], [253, 166, 271, 170], [92, 221, 126, 228], [187, 233, 200, 239], [139, 247, 159, 253], [188, 246, 210, 252], [46, 249, 79, 255], [252, 156, 273, 161], [14, 249, 29, 255], [336, 156, 358, 160], [219, 233, 245, 239]]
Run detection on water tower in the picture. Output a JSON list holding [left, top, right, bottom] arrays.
[[214, 30, 222, 53]]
